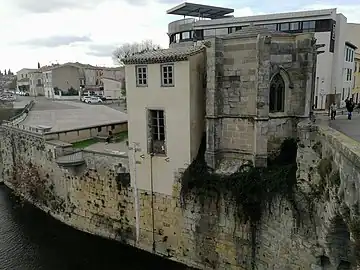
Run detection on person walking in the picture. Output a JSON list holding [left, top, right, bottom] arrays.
[[330, 102, 337, 120], [346, 98, 355, 120]]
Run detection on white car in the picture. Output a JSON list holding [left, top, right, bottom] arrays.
[[86, 97, 103, 104], [81, 96, 91, 102]]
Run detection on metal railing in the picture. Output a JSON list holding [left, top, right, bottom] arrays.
[[168, 18, 196, 34], [56, 151, 84, 165]]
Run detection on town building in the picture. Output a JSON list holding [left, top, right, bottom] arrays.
[[16, 68, 37, 93], [167, 3, 350, 110], [101, 77, 124, 99], [353, 52, 360, 103], [29, 70, 44, 96], [342, 41, 357, 101], [123, 26, 318, 194], [43, 64, 81, 98], [346, 23, 360, 49]]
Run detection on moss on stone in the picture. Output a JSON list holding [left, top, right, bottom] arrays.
[[312, 141, 322, 157], [180, 135, 300, 269], [317, 157, 332, 182], [349, 218, 360, 265]]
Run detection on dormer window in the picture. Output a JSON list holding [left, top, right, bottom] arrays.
[[161, 64, 174, 87], [136, 65, 148, 87]]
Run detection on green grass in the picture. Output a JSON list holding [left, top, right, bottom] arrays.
[[72, 138, 98, 149], [113, 131, 128, 142]]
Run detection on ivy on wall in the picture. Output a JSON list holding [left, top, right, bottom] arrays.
[[180, 135, 300, 269]]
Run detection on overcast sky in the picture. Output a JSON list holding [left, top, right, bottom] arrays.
[[1, 0, 359, 72]]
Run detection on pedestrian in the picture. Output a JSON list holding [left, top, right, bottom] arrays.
[[330, 102, 337, 120], [106, 130, 113, 144], [346, 98, 355, 120]]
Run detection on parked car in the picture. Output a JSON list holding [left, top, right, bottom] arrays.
[[81, 96, 91, 102], [95, 95, 107, 101], [86, 97, 103, 104]]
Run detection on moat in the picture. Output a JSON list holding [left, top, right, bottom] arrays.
[[0, 186, 187, 270]]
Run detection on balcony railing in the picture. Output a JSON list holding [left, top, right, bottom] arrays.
[[56, 151, 85, 167]]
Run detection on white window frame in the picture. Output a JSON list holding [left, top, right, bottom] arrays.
[[136, 65, 148, 87], [161, 64, 174, 87]]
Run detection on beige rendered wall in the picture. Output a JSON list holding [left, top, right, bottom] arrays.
[[125, 60, 192, 196]]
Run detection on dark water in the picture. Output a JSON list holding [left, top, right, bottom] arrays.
[[0, 186, 187, 270]]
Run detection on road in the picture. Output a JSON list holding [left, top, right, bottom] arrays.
[[329, 111, 360, 142]]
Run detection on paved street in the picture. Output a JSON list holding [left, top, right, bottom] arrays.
[[19, 97, 127, 132], [329, 112, 360, 142]]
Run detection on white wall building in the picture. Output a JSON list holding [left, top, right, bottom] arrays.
[[123, 46, 206, 196], [101, 77, 124, 99], [167, 3, 350, 109], [341, 41, 357, 101]]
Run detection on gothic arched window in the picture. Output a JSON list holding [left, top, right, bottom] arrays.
[[269, 73, 285, 113]]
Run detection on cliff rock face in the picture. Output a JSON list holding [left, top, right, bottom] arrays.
[[1, 121, 360, 269]]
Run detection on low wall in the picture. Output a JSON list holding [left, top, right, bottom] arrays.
[[297, 120, 360, 268], [8, 100, 34, 124], [53, 95, 80, 101], [0, 123, 330, 270], [4, 119, 360, 268], [44, 122, 128, 143]]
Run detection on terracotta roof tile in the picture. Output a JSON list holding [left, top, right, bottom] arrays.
[[122, 45, 205, 65]]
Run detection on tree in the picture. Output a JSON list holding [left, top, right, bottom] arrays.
[[113, 39, 162, 65], [7, 77, 17, 90], [38, 62, 40, 69]]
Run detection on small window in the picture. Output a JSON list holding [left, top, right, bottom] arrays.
[[269, 74, 285, 113], [161, 64, 174, 87], [148, 109, 166, 155], [279, 23, 289, 31], [136, 65, 148, 86], [181, 31, 190, 40], [98, 126, 102, 132], [290, 22, 299, 30], [111, 125, 115, 130], [302, 21, 315, 32], [235, 26, 242, 31]]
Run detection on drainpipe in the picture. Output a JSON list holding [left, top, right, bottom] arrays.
[[130, 142, 141, 246], [150, 152, 155, 253]]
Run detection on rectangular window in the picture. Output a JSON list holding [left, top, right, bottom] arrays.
[[149, 109, 166, 155], [302, 21, 316, 32], [342, 88, 345, 99], [161, 64, 174, 86], [235, 26, 242, 31], [279, 23, 289, 31], [97, 126, 102, 132], [355, 62, 358, 72], [182, 31, 190, 40], [136, 65, 148, 86], [290, 22, 299, 30], [228, 27, 233, 34]]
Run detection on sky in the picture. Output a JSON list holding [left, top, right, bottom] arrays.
[[1, 0, 360, 73]]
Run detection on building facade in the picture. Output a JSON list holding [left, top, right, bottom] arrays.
[[167, 3, 349, 110], [16, 68, 37, 93], [29, 71, 44, 96], [43, 64, 81, 98], [101, 77, 124, 99], [353, 52, 360, 103], [123, 26, 318, 194], [123, 46, 206, 195], [342, 42, 357, 101]]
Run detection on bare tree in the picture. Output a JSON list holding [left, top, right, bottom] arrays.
[[113, 39, 162, 65]]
